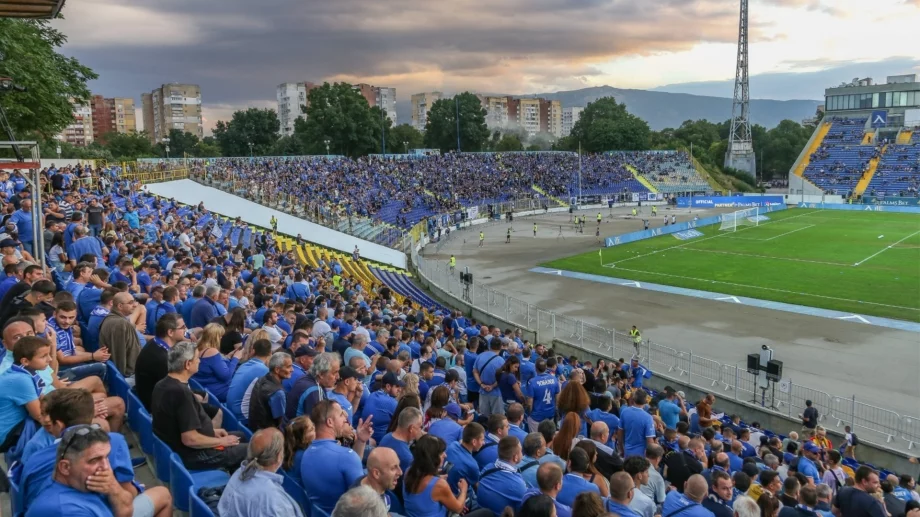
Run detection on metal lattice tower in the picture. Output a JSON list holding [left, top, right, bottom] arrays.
[[725, 0, 757, 177]]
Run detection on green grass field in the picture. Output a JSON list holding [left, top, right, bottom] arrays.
[[542, 208, 920, 322]]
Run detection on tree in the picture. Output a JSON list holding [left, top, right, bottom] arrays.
[[495, 134, 524, 152], [758, 119, 810, 180], [565, 97, 651, 153], [389, 124, 424, 153], [155, 129, 199, 158], [0, 19, 97, 139], [212, 108, 280, 157], [102, 132, 155, 161], [424, 92, 489, 152], [193, 136, 222, 158], [270, 135, 307, 156], [295, 82, 384, 157]]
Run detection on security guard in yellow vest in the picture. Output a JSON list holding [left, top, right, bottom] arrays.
[[270, 215, 278, 231], [533, 223, 538, 237], [630, 325, 642, 354], [450, 255, 456, 272], [332, 273, 344, 292], [597, 212, 602, 224]]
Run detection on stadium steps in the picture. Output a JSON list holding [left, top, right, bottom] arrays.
[[897, 130, 913, 144], [625, 164, 660, 194], [854, 144, 888, 196], [861, 130, 877, 145], [531, 184, 569, 207], [794, 122, 832, 177]]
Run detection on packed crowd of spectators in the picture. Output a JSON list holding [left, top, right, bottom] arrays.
[[1, 162, 917, 517]]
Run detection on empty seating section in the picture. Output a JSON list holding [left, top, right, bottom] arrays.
[[866, 143, 920, 196], [608, 151, 709, 193], [803, 118, 879, 195]]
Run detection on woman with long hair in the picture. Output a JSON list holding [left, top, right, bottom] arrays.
[[282, 416, 315, 486], [758, 491, 781, 517], [557, 379, 590, 417], [401, 373, 420, 401], [402, 435, 467, 517], [551, 412, 582, 463], [498, 356, 525, 408], [388, 393, 422, 433], [574, 440, 610, 497], [192, 323, 240, 401], [424, 385, 451, 429], [571, 491, 606, 517]]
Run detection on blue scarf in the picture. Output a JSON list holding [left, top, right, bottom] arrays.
[[11, 365, 44, 397]]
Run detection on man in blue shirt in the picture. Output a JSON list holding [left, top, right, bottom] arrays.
[[703, 469, 735, 517], [10, 198, 34, 254], [524, 359, 560, 431], [606, 471, 644, 517], [662, 475, 714, 517], [798, 441, 822, 484], [659, 388, 686, 430], [521, 462, 572, 517], [66, 226, 106, 268], [446, 422, 484, 494], [300, 399, 373, 517], [506, 403, 529, 443], [477, 436, 528, 515], [379, 406, 422, 475], [190, 285, 221, 329], [463, 337, 480, 407], [361, 372, 403, 443], [0, 336, 51, 450], [473, 338, 505, 418], [618, 390, 656, 458], [519, 347, 536, 386], [226, 339, 272, 421], [475, 414, 509, 470]]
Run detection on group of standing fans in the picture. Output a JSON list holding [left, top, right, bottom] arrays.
[[0, 163, 917, 517]]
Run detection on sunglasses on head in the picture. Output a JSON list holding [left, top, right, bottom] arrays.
[[59, 423, 102, 460]]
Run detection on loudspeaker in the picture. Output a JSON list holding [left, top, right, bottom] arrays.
[[747, 354, 760, 375], [766, 360, 783, 382]]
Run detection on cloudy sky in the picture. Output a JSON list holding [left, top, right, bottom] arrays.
[[52, 0, 919, 133]]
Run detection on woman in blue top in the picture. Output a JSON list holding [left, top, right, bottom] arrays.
[[192, 323, 241, 401], [282, 416, 315, 487], [498, 356, 525, 408], [402, 435, 467, 517]]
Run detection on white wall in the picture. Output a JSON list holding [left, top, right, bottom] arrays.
[[146, 180, 408, 269]]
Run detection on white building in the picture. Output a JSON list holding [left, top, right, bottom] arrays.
[[376, 87, 397, 125], [562, 106, 583, 137], [56, 98, 94, 147], [277, 82, 308, 137], [411, 92, 442, 131]]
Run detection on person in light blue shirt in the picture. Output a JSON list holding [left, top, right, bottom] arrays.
[[797, 441, 822, 484], [661, 475, 715, 517], [218, 427, 305, 517], [10, 200, 34, 254], [506, 403, 529, 443], [475, 414, 508, 470], [445, 422, 484, 494], [226, 340, 272, 421], [0, 336, 50, 448], [556, 447, 602, 507], [605, 471, 646, 517], [300, 399, 373, 517], [524, 359, 560, 430], [473, 339, 505, 418], [476, 435, 528, 515], [618, 390, 656, 458], [658, 389, 686, 430], [428, 403, 464, 445], [516, 432, 547, 490], [378, 406, 422, 476]]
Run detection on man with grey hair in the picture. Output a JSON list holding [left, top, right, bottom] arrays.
[[151, 340, 248, 471], [379, 406, 423, 475], [218, 427, 303, 517], [248, 352, 294, 431], [190, 284, 221, 328], [289, 351, 340, 419], [815, 484, 834, 517], [332, 485, 388, 517], [98, 291, 142, 376], [733, 495, 760, 517], [344, 333, 374, 369]]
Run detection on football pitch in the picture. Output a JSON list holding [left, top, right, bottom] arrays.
[[542, 208, 920, 322]]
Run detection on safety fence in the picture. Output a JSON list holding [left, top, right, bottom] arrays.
[[413, 247, 920, 454]]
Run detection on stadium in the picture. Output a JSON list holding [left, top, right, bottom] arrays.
[[1, 1, 920, 516]]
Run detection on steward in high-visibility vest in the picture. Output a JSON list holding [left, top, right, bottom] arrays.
[[630, 326, 642, 347], [450, 255, 456, 270]]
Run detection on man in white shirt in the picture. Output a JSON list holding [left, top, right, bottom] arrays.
[[261, 309, 287, 348], [311, 307, 331, 339], [178, 230, 192, 251]]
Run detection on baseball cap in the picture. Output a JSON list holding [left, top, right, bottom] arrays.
[[294, 346, 318, 358], [0, 238, 19, 248], [338, 366, 361, 382], [382, 372, 405, 388], [445, 403, 463, 420], [803, 441, 821, 453]]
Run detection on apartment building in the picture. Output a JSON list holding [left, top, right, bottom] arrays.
[[277, 82, 319, 137], [562, 106, 583, 137], [375, 87, 397, 125], [411, 91, 442, 130], [56, 98, 94, 147], [90, 95, 136, 143], [541, 99, 563, 138], [517, 98, 542, 136], [141, 83, 203, 142], [481, 95, 563, 137], [481, 96, 511, 129]]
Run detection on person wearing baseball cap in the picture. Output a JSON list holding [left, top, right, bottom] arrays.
[[284, 345, 318, 392], [328, 366, 363, 423], [361, 372, 404, 443], [429, 402, 465, 444], [798, 441, 822, 484]]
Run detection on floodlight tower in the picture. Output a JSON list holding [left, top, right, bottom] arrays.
[[724, 0, 757, 177]]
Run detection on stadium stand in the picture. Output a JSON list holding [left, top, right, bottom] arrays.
[[607, 150, 711, 194], [1, 162, 916, 517], [801, 117, 884, 195], [865, 142, 920, 197]]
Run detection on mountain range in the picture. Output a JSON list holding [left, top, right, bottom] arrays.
[[394, 85, 821, 131]]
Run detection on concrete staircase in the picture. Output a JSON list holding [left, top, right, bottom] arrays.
[[854, 144, 888, 196], [625, 164, 659, 193], [531, 184, 569, 207], [897, 130, 913, 144], [794, 122, 832, 177]]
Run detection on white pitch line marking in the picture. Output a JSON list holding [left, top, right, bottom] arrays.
[[853, 230, 920, 266], [762, 224, 815, 241]]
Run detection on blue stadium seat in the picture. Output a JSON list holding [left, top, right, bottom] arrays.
[[126, 390, 154, 455], [153, 436, 172, 485], [9, 465, 23, 517], [282, 472, 311, 517], [189, 484, 216, 517], [107, 361, 129, 401], [169, 453, 230, 513]]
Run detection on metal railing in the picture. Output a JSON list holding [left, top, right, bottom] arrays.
[[412, 243, 920, 454]]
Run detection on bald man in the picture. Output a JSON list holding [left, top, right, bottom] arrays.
[[663, 474, 715, 517], [218, 428, 304, 517], [98, 292, 143, 376], [589, 420, 624, 479], [357, 446, 403, 513], [606, 471, 641, 516]]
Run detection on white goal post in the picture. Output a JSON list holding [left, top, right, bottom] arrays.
[[719, 207, 761, 232]]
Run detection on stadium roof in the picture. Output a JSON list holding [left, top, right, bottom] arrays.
[[0, 0, 65, 18]]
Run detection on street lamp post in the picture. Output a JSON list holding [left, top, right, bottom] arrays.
[[324, 139, 330, 155], [56, 145, 61, 159], [403, 141, 408, 154], [162, 137, 171, 159], [248, 142, 253, 158]]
